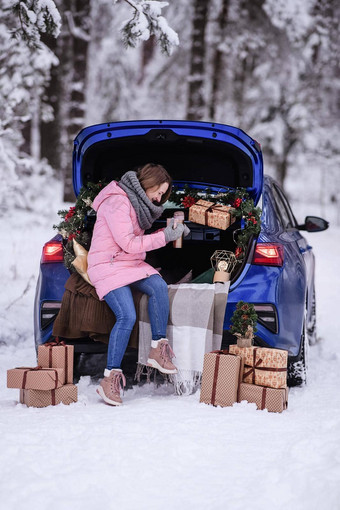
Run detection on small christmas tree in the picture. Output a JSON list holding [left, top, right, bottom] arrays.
[[230, 301, 258, 347]]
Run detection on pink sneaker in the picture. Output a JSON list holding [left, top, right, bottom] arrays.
[[96, 369, 126, 406], [147, 339, 178, 374]]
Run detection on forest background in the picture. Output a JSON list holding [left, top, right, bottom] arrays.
[[0, 0, 339, 223]]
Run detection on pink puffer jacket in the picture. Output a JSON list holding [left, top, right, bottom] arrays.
[[87, 181, 166, 300]]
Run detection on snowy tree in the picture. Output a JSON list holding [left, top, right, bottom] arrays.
[[186, 0, 210, 120], [2, 0, 339, 216], [1, 0, 180, 205], [208, 0, 230, 119], [10, 0, 61, 46], [0, 1, 59, 216], [43, 0, 180, 200], [120, 0, 179, 56]]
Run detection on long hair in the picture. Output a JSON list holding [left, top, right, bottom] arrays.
[[136, 163, 172, 204]]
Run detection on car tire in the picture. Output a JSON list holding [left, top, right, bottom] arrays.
[[307, 288, 317, 345], [287, 314, 308, 387]]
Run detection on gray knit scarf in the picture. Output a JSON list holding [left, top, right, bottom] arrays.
[[118, 171, 164, 230]]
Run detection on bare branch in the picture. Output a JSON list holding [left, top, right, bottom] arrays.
[[65, 11, 91, 42]]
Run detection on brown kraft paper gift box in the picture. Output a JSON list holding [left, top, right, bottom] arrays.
[[229, 345, 288, 389], [238, 382, 288, 413], [200, 350, 243, 407], [189, 199, 235, 230], [38, 340, 74, 383], [206, 204, 235, 230], [20, 384, 78, 408], [189, 199, 214, 226], [7, 367, 65, 390]]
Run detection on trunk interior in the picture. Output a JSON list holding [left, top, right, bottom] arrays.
[[146, 211, 243, 285], [81, 133, 255, 284]]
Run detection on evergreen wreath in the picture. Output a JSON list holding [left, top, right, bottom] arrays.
[[169, 185, 262, 258]]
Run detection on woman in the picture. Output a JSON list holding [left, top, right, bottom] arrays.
[[88, 163, 189, 406]]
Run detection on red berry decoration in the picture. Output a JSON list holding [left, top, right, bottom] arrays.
[[233, 198, 242, 208]]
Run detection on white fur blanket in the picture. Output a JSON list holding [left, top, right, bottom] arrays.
[[137, 282, 230, 394]]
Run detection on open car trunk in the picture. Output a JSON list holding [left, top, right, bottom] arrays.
[[145, 210, 242, 284], [73, 120, 263, 284]]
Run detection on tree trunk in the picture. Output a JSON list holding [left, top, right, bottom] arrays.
[[186, 0, 210, 120], [208, 0, 230, 119], [139, 35, 156, 84], [58, 0, 91, 202], [40, 33, 61, 171], [30, 89, 41, 162]]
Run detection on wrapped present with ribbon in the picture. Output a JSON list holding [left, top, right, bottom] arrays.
[[38, 338, 74, 384], [7, 366, 65, 390], [238, 382, 288, 413], [189, 199, 235, 230], [229, 345, 288, 389], [200, 350, 243, 407], [20, 383, 78, 408]]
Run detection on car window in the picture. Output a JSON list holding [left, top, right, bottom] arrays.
[[271, 185, 296, 230]]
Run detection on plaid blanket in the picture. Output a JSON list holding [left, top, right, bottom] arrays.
[[137, 282, 230, 394]]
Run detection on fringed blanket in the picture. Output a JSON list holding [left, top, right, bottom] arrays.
[[136, 282, 230, 395]]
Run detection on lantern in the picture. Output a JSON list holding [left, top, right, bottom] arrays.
[[210, 250, 237, 283]]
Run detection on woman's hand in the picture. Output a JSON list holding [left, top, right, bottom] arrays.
[[164, 218, 185, 243]]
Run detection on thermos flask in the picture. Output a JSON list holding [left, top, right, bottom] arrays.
[[167, 211, 185, 248]]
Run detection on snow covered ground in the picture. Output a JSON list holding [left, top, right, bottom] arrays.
[[1, 185, 339, 510]]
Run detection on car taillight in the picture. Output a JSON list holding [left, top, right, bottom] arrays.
[[252, 243, 284, 266], [41, 241, 64, 263]]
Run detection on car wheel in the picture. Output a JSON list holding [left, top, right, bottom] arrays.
[[288, 314, 308, 387], [307, 288, 317, 345]]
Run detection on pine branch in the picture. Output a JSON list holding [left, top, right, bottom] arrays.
[[120, 0, 179, 56]]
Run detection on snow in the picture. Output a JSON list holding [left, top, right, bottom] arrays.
[[36, 0, 62, 38], [0, 186, 340, 510]]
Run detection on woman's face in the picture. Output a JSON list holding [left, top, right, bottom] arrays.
[[146, 182, 169, 204]]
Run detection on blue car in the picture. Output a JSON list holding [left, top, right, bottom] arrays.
[[34, 120, 328, 385]]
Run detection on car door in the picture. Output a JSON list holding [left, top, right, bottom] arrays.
[[271, 184, 314, 296]]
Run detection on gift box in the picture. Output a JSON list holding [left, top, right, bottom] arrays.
[[207, 204, 235, 230], [238, 382, 288, 413], [229, 345, 288, 389], [20, 384, 78, 408], [38, 340, 74, 383], [7, 366, 65, 390], [200, 350, 243, 407], [189, 199, 214, 225], [189, 199, 235, 230]]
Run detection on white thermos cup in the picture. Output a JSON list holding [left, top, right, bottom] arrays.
[[172, 211, 184, 248]]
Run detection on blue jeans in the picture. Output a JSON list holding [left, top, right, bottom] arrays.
[[104, 274, 169, 370]]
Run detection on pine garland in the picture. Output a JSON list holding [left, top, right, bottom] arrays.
[[169, 185, 262, 258], [53, 181, 106, 269], [54, 181, 262, 269]]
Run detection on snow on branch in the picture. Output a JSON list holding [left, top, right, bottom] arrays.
[[10, 0, 61, 48], [120, 0, 179, 56]]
